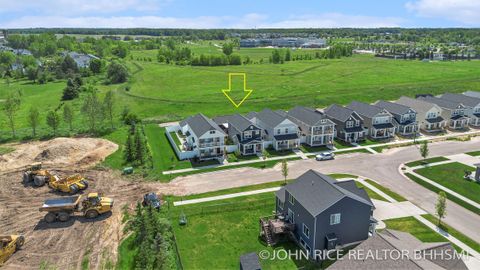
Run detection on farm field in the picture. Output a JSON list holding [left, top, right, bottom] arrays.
[[2, 52, 480, 136]]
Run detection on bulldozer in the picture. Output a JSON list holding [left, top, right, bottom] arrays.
[[0, 235, 24, 266], [22, 163, 88, 194]]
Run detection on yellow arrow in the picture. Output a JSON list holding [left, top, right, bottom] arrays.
[[221, 73, 253, 108]]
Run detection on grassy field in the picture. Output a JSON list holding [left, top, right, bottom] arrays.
[[422, 214, 480, 253], [404, 173, 480, 215], [364, 179, 407, 202], [384, 216, 461, 252], [414, 162, 479, 204], [170, 192, 315, 270], [405, 156, 450, 167], [466, 151, 480, 156]]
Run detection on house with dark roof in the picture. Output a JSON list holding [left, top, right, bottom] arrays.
[[396, 96, 447, 133], [62, 51, 99, 68], [179, 113, 226, 160], [463, 91, 480, 99], [275, 170, 375, 259], [440, 93, 480, 127], [213, 114, 263, 156], [347, 101, 396, 139], [284, 106, 335, 147], [246, 109, 300, 151], [239, 252, 261, 270], [374, 100, 418, 136], [323, 104, 367, 143], [329, 229, 467, 270], [417, 96, 470, 130]]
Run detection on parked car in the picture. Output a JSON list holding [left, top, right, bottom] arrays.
[[315, 152, 335, 161], [142, 193, 161, 210]]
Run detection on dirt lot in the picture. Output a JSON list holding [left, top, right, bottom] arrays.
[[0, 138, 174, 270]]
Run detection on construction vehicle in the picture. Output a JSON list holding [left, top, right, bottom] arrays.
[[22, 163, 88, 194], [39, 193, 114, 223], [0, 235, 24, 266]]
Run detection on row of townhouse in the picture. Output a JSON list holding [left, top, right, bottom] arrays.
[[171, 91, 480, 160]]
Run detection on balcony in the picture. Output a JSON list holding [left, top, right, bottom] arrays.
[[199, 142, 223, 148]]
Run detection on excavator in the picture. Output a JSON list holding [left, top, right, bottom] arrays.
[[0, 235, 24, 266], [22, 163, 88, 194]]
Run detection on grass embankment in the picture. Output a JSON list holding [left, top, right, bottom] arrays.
[[364, 179, 407, 202], [405, 156, 450, 167], [414, 162, 479, 204], [404, 173, 480, 215], [422, 214, 480, 254], [466, 151, 480, 156]]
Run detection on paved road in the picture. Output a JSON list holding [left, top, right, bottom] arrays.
[[171, 137, 480, 242]]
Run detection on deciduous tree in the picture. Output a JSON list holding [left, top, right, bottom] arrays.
[[3, 93, 21, 138], [103, 90, 115, 129], [46, 110, 60, 136], [63, 104, 74, 131], [281, 159, 289, 185], [27, 106, 40, 137], [435, 191, 447, 225]]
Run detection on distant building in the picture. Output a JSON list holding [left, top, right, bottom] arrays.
[[240, 37, 326, 48], [62, 51, 99, 68], [0, 30, 7, 44]]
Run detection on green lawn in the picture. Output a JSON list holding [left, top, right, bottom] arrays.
[[414, 162, 479, 204], [364, 179, 407, 202], [333, 139, 353, 149], [227, 153, 260, 162], [358, 139, 378, 146], [404, 173, 480, 215], [422, 214, 480, 254], [356, 181, 388, 202], [335, 148, 371, 155], [169, 131, 182, 147], [384, 216, 459, 250], [299, 144, 330, 153], [466, 151, 480, 157], [405, 156, 450, 167], [265, 148, 294, 157], [171, 193, 315, 270], [116, 234, 137, 270]]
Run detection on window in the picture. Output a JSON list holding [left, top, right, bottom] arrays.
[[303, 224, 310, 238], [277, 129, 281, 135], [346, 121, 353, 128], [285, 128, 289, 133], [278, 199, 284, 209], [288, 209, 295, 223], [288, 193, 295, 205], [209, 131, 215, 134], [355, 120, 360, 126], [330, 213, 341, 225]]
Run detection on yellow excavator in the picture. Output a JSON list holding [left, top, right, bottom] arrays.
[[22, 163, 88, 194], [0, 235, 24, 266]]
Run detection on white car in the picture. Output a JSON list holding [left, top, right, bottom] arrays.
[[315, 152, 335, 161]]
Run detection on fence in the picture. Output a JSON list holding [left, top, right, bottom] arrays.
[[165, 125, 197, 160]]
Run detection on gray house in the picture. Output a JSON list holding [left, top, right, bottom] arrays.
[[275, 170, 375, 259], [417, 96, 470, 130], [284, 106, 335, 147], [213, 114, 263, 156], [374, 100, 418, 136], [440, 93, 480, 127], [396, 96, 447, 133], [323, 104, 366, 143], [347, 101, 396, 139], [329, 229, 467, 270], [246, 109, 300, 151]]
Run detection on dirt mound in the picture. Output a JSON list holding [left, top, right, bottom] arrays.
[[0, 168, 160, 270], [0, 138, 118, 172]]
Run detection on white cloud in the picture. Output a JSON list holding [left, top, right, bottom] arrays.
[[0, 12, 405, 29], [259, 13, 404, 28], [406, 0, 480, 25], [0, 0, 167, 15]]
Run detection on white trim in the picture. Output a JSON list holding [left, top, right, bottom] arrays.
[[302, 223, 310, 238]]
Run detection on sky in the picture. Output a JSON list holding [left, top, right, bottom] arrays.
[[0, 0, 479, 29]]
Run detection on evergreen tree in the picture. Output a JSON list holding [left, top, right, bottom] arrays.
[[124, 133, 135, 163], [134, 128, 145, 165]]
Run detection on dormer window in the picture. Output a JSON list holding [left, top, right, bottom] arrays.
[[209, 131, 215, 134]]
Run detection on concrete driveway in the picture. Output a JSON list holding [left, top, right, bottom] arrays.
[[169, 137, 480, 243], [372, 199, 426, 221]]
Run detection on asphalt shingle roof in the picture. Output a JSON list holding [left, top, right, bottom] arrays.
[[248, 109, 288, 129], [396, 96, 439, 113], [283, 170, 373, 217], [213, 114, 256, 131], [324, 104, 359, 122], [463, 91, 480, 99], [329, 229, 467, 270], [180, 113, 225, 137], [418, 96, 464, 110], [375, 100, 414, 115], [440, 93, 480, 108], [286, 106, 328, 126], [347, 101, 387, 119]]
